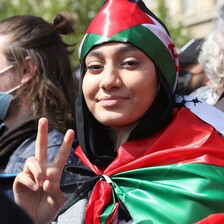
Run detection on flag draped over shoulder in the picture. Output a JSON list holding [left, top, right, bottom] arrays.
[[75, 107, 224, 224]]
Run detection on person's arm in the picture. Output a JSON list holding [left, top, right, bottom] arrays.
[[13, 118, 74, 224]]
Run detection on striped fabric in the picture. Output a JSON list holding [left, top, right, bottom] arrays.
[[76, 107, 224, 224]]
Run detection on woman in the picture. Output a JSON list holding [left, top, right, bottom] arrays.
[[0, 13, 77, 198], [13, 0, 224, 223]]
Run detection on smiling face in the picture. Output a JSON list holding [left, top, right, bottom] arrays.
[[82, 42, 159, 128]]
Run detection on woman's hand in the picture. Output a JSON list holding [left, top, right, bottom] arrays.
[[13, 118, 75, 224]]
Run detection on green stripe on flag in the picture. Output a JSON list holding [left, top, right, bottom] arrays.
[[101, 163, 224, 224]]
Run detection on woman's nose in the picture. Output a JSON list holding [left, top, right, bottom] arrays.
[[99, 65, 122, 90]]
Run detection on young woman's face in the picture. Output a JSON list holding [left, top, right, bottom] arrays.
[[83, 42, 159, 128]]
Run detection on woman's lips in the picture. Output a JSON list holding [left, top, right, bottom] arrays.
[[98, 96, 128, 106]]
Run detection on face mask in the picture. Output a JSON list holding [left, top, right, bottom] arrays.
[[0, 85, 22, 122]]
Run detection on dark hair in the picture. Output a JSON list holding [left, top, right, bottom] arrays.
[[0, 13, 77, 132]]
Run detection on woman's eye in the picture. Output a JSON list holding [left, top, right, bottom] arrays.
[[86, 64, 104, 73], [121, 60, 140, 68]]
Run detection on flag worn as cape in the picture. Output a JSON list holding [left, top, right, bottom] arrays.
[[75, 107, 224, 224]]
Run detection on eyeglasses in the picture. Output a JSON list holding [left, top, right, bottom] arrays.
[[0, 65, 14, 75]]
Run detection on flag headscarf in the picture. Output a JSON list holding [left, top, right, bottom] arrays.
[[79, 0, 178, 94]]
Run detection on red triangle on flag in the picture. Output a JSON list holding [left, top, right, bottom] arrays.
[[86, 0, 155, 38]]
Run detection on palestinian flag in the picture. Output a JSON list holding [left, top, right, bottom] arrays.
[[76, 107, 224, 224], [78, 0, 178, 94]]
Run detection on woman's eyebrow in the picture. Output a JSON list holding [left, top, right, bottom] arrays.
[[87, 51, 103, 58]]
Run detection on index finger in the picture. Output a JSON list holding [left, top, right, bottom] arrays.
[[53, 129, 75, 170], [35, 117, 48, 163]]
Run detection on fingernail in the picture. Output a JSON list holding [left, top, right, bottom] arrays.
[[32, 184, 39, 191]]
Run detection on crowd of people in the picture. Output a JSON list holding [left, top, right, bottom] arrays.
[[0, 0, 224, 223]]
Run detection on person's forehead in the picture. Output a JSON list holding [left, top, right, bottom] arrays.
[[90, 42, 134, 50]]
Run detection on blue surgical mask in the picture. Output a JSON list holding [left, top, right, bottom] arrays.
[[0, 85, 22, 122]]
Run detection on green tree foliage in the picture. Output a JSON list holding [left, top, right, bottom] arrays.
[[0, 0, 104, 66], [154, 0, 192, 50]]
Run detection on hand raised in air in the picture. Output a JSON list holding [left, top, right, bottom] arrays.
[[13, 117, 75, 224]]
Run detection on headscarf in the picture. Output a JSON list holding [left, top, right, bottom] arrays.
[[76, 0, 179, 168]]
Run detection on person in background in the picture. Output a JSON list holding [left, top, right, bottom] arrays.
[[13, 1, 224, 224], [198, 17, 224, 109], [175, 38, 207, 95], [0, 13, 77, 199]]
